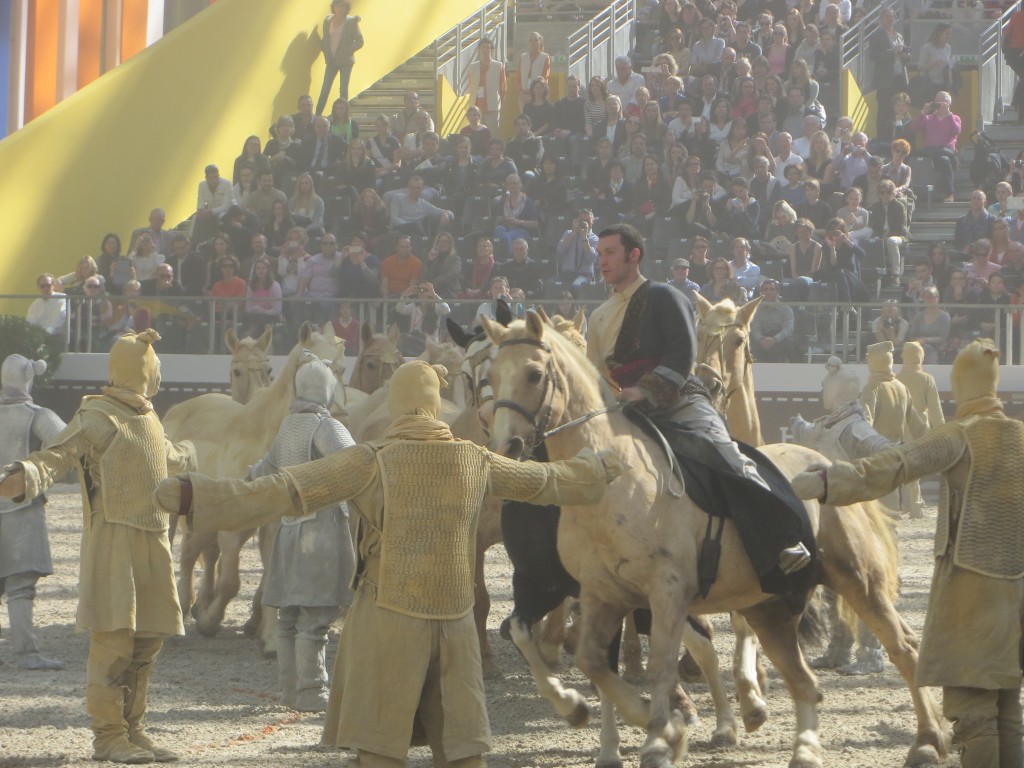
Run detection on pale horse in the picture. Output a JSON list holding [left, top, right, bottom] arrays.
[[225, 326, 274, 404], [482, 311, 947, 768], [164, 323, 356, 654]]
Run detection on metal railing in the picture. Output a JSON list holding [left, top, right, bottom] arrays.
[[980, 0, 1022, 128], [434, 0, 509, 102], [838, 0, 898, 113], [8, 293, 1022, 366], [566, 0, 636, 88]]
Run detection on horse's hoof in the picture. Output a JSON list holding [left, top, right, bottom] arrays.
[[566, 698, 590, 728], [499, 617, 514, 642], [709, 728, 738, 749], [194, 622, 219, 638], [242, 619, 258, 639], [904, 744, 942, 767], [639, 749, 673, 768], [742, 706, 768, 733], [595, 760, 623, 768], [677, 650, 703, 684], [189, 603, 200, 621], [789, 743, 823, 768]]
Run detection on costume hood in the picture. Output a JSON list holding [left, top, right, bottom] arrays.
[[388, 360, 448, 420], [294, 351, 337, 408], [1, 354, 46, 395], [822, 366, 862, 412], [866, 340, 894, 375], [952, 338, 999, 405], [900, 341, 925, 373], [108, 329, 161, 397]]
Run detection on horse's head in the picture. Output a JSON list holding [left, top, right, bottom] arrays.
[[301, 326, 347, 411], [349, 322, 403, 393], [225, 326, 274, 405], [481, 311, 581, 460]]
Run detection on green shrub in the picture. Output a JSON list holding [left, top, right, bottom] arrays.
[[0, 315, 63, 385]]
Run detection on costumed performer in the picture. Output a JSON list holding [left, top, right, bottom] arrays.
[[896, 340, 945, 519]]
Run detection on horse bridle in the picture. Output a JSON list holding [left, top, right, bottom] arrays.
[[697, 321, 752, 411], [492, 337, 562, 451]]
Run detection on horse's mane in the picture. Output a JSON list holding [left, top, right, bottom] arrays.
[[699, 298, 739, 334]]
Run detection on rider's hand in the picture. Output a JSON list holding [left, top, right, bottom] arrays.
[[0, 465, 25, 500], [616, 386, 647, 404], [791, 465, 829, 501]]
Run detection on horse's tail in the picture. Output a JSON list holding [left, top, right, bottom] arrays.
[[836, 498, 900, 633]]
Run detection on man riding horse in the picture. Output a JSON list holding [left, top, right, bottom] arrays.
[[588, 223, 812, 593]]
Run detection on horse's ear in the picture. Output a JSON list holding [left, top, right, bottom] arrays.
[[693, 292, 714, 319], [257, 325, 273, 352], [495, 298, 513, 326], [386, 323, 401, 345], [534, 305, 551, 325], [572, 308, 586, 333], [225, 327, 239, 353], [737, 295, 764, 328], [525, 310, 545, 340], [298, 321, 314, 346], [361, 321, 374, 345], [423, 337, 440, 360], [480, 316, 508, 345], [446, 318, 473, 349]]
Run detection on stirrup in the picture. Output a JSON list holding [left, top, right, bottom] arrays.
[[778, 542, 812, 574]]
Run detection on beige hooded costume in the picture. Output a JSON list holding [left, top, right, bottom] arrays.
[[791, 339, 1024, 768], [0, 329, 196, 764], [154, 360, 621, 767], [896, 341, 945, 519]]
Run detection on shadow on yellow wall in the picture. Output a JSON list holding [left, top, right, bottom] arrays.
[[0, 0, 484, 304]]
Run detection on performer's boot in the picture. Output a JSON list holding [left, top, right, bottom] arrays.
[[354, 750, 404, 767], [7, 594, 63, 670], [124, 665, 179, 762], [293, 637, 329, 712], [87, 684, 155, 764], [276, 634, 297, 709]]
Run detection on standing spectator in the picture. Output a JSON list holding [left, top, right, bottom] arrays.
[[954, 190, 997, 251], [380, 234, 424, 298], [910, 92, 961, 203], [518, 31, 551, 104], [870, 8, 910, 137], [297, 235, 340, 323], [333, 231, 382, 300], [915, 23, 954, 106], [315, 0, 363, 114], [751, 279, 795, 361], [0, 354, 67, 670], [493, 174, 540, 252], [607, 55, 647, 107], [388, 175, 453, 236], [26, 274, 67, 337], [868, 180, 911, 285], [556, 209, 599, 288], [467, 38, 506, 134]]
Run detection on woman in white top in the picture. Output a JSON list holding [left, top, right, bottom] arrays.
[[128, 232, 164, 285], [707, 97, 733, 145], [518, 31, 551, 104], [716, 119, 752, 178], [289, 172, 325, 228], [835, 187, 872, 242], [918, 23, 953, 86], [792, 24, 821, 71]]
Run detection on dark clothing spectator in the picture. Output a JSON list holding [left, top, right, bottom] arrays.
[[954, 209, 997, 251]]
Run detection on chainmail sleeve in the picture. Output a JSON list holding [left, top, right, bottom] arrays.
[[487, 449, 613, 507], [312, 417, 356, 456], [31, 407, 67, 448]]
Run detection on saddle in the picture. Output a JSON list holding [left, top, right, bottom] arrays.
[[624, 407, 817, 601]]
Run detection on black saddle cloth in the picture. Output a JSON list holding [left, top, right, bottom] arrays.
[[627, 409, 817, 597]]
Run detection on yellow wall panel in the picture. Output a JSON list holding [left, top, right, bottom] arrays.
[[0, 0, 487, 300]]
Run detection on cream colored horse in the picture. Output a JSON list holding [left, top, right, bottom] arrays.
[[225, 326, 274, 405], [347, 322, 402, 393], [482, 312, 946, 768], [165, 323, 350, 653]]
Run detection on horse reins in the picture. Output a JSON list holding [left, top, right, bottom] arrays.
[[698, 321, 752, 411]]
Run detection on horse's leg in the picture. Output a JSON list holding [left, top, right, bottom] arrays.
[[537, 597, 570, 669], [196, 530, 250, 637], [506, 615, 590, 726], [683, 616, 738, 747], [473, 541, 500, 677], [740, 600, 823, 768], [622, 611, 644, 682], [732, 612, 770, 733], [597, 690, 622, 768], [636, 590, 690, 768], [196, 535, 220, 622]]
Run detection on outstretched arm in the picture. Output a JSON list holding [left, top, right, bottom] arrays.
[[487, 448, 621, 507]]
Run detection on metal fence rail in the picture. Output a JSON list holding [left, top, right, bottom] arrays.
[[838, 0, 899, 109], [434, 0, 509, 100], [566, 0, 635, 88]]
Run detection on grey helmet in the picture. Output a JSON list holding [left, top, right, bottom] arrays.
[[294, 350, 337, 408], [1, 354, 47, 395]]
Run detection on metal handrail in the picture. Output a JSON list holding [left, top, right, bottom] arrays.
[[984, 0, 1023, 124], [434, 0, 509, 99], [837, 0, 899, 101], [566, 0, 636, 86]]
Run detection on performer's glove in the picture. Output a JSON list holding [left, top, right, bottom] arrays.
[[790, 463, 829, 502], [153, 475, 193, 516], [596, 449, 624, 483], [0, 464, 26, 501]]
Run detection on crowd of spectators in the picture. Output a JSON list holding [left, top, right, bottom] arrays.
[[29, 2, 1021, 363]]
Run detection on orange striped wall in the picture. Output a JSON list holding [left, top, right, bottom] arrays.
[[26, 2, 59, 121], [120, 0, 149, 60], [78, 0, 105, 89]]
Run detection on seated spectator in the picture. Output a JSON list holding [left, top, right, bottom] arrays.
[[789, 217, 821, 287], [607, 55, 647, 107], [222, 204, 257, 265], [640, 98, 670, 158], [751, 279, 795, 360], [195, 164, 237, 243], [209, 255, 247, 318], [277, 239, 308, 301], [668, 258, 700, 303], [297, 234, 340, 322], [288, 172, 325, 228], [988, 181, 1015, 219], [783, 59, 821, 111], [495, 237, 544, 298], [872, 298, 909, 349], [368, 115, 402, 179], [990, 218, 1014, 266], [778, 86, 824, 139], [853, 155, 886, 208], [593, 159, 633, 222], [233, 135, 271, 185], [396, 281, 452, 349], [328, 97, 359, 142], [954, 190, 998, 251], [474, 276, 513, 327], [583, 75, 609, 141], [941, 268, 977, 341], [881, 138, 914, 200], [813, 30, 841, 104], [326, 301, 361, 354], [927, 242, 954, 294], [522, 78, 555, 137], [630, 155, 673, 236], [421, 231, 462, 298], [400, 109, 437, 165], [333, 139, 378, 206], [388, 175, 453, 236], [263, 200, 297, 256], [494, 174, 540, 252], [762, 199, 798, 261], [701, 257, 747, 302], [669, 154, 703, 213], [836, 186, 872, 243], [352, 188, 391, 250], [682, 170, 726, 236], [291, 94, 316, 142], [128, 231, 165, 292], [265, 115, 300, 176], [765, 24, 791, 77], [688, 236, 712, 284], [976, 271, 1012, 339], [549, 73, 586, 159], [59, 255, 100, 296], [594, 94, 627, 155], [780, 163, 807, 207], [27, 273, 67, 337], [299, 116, 346, 176], [529, 156, 570, 222], [393, 91, 425, 141], [749, 156, 783, 228], [247, 171, 289, 228], [907, 286, 950, 363], [790, 114, 822, 159], [380, 234, 424, 298], [621, 133, 650, 184], [832, 133, 872, 192], [720, 176, 762, 240], [690, 18, 726, 78], [716, 119, 753, 179], [130, 207, 174, 257], [732, 77, 759, 122], [555, 209, 599, 288], [774, 131, 803, 179], [460, 235, 496, 300], [729, 237, 762, 293], [406, 131, 448, 190], [706, 96, 734, 151], [164, 233, 205, 296], [477, 139, 519, 192], [667, 101, 711, 162], [792, 24, 820, 70], [333, 231, 382, 300], [243, 258, 283, 337], [460, 106, 493, 157], [803, 130, 835, 191], [584, 137, 616, 196], [963, 238, 1002, 295], [795, 178, 832, 235], [999, 241, 1024, 293], [811, 217, 869, 303], [909, 92, 961, 202], [75, 275, 114, 350], [868, 180, 910, 284]]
